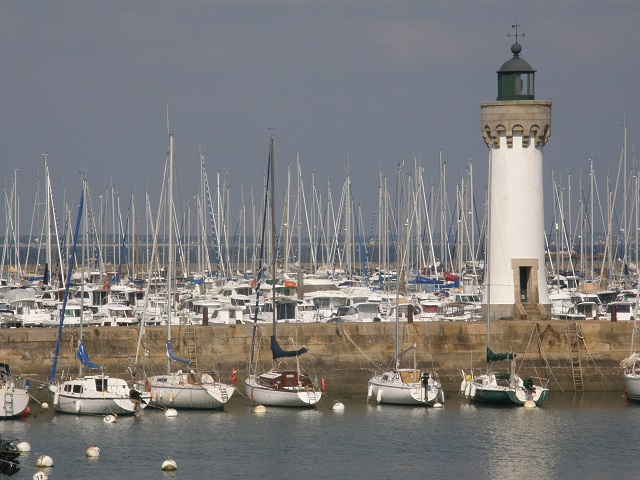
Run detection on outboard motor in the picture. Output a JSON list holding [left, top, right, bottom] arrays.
[[523, 378, 535, 396], [0, 438, 20, 476], [129, 389, 147, 404], [421, 372, 430, 399]]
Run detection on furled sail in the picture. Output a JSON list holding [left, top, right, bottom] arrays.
[[76, 340, 102, 370], [486, 347, 513, 362], [43, 263, 49, 286], [166, 340, 190, 365], [271, 336, 308, 360]]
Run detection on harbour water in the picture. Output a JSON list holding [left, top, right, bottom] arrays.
[[1, 391, 639, 479]]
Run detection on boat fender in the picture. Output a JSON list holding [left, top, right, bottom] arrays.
[[367, 383, 373, 399], [144, 378, 152, 392], [460, 380, 466, 393], [469, 385, 476, 398], [75, 400, 81, 413], [376, 389, 383, 403], [229, 369, 237, 383], [464, 382, 471, 397], [321, 377, 325, 392]]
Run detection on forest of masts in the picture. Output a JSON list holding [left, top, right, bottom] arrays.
[[0, 128, 637, 289]]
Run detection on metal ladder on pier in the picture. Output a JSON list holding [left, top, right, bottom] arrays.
[[184, 329, 199, 373], [567, 322, 584, 392]]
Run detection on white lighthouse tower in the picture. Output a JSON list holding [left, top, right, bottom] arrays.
[[481, 29, 551, 321]]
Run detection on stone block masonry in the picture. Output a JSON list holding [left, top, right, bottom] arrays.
[[1, 320, 630, 396]]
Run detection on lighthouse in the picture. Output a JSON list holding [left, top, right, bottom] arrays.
[[481, 29, 551, 321]]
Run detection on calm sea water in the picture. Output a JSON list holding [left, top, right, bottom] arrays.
[[2, 391, 639, 480]]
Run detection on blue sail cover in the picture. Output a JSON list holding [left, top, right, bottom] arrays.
[[271, 336, 308, 360], [166, 340, 190, 365], [76, 341, 102, 370]]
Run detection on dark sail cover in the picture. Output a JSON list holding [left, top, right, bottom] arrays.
[[271, 336, 308, 360], [486, 347, 513, 362]]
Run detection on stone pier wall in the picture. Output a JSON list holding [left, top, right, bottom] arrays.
[[0, 320, 632, 395]]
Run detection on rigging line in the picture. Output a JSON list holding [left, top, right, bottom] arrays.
[[339, 324, 382, 371], [535, 324, 565, 393]]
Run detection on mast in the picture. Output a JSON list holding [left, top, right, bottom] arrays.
[[486, 146, 493, 363], [45, 154, 52, 285], [79, 176, 87, 378], [269, 137, 278, 359], [166, 133, 174, 375], [394, 162, 401, 368]]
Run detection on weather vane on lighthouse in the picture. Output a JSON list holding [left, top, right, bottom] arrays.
[[507, 22, 525, 43]]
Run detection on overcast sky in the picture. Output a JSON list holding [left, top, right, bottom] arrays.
[[1, 1, 637, 234]]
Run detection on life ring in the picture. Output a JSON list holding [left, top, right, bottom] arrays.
[[229, 369, 237, 383], [320, 377, 325, 392], [144, 378, 152, 392]]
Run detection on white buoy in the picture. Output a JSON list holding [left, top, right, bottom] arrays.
[[103, 414, 117, 424], [161, 458, 178, 471], [433, 402, 443, 408], [253, 404, 266, 414], [17, 441, 31, 452], [86, 445, 100, 458], [332, 401, 345, 412], [33, 471, 48, 480], [524, 400, 536, 409], [165, 408, 178, 418], [41, 402, 49, 410], [35, 455, 54, 468]]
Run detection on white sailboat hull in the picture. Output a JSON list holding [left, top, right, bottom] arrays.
[[368, 369, 444, 406], [624, 372, 640, 401], [144, 372, 234, 409], [244, 376, 322, 407], [0, 385, 30, 418]]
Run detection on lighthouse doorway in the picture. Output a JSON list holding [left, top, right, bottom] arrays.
[[519, 266, 531, 302]]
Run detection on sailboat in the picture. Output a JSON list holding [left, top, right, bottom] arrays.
[[461, 147, 549, 407], [49, 183, 150, 415], [367, 342, 444, 406], [142, 133, 235, 409], [244, 137, 322, 408], [367, 164, 444, 406], [0, 363, 29, 419]]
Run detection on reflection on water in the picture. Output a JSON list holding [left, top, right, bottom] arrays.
[[1, 392, 639, 479]]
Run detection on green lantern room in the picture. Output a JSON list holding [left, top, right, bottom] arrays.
[[497, 42, 535, 101]]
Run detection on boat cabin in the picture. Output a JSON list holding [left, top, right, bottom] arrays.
[[257, 371, 314, 391]]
